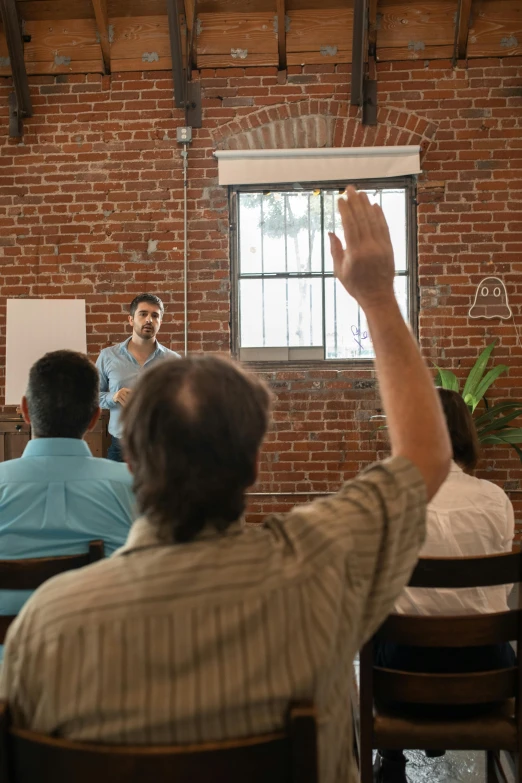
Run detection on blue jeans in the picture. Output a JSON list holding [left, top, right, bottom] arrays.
[[107, 436, 124, 462]]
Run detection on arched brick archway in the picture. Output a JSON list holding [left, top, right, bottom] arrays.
[[210, 99, 438, 160]]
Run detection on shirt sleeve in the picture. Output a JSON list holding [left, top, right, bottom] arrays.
[[0, 608, 34, 729], [96, 352, 118, 410], [266, 455, 427, 646]]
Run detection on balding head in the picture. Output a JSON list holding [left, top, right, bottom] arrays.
[[121, 355, 271, 542]]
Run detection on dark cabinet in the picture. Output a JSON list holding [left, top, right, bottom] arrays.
[[0, 411, 110, 462]]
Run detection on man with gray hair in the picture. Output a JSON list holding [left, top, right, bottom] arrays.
[[1, 190, 450, 783]]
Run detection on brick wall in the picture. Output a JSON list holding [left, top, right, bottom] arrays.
[[1, 59, 522, 528]]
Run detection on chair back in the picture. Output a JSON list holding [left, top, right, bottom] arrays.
[[0, 702, 318, 783], [359, 552, 522, 730], [0, 540, 104, 643]]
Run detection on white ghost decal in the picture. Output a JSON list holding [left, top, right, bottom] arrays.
[[469, 276, 512, 320]]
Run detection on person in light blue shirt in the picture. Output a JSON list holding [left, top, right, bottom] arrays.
[[0, 350, 136, 660], [96, 293, 180, 462]]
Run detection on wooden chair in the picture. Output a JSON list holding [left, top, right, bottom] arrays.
[[352, 551, 522, 783], [0, 701, 318, 783], [0, 540, 104, 643]]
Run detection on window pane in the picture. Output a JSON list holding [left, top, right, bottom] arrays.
[[240, 277, 322, 347], [394, 275, 408, 320], [237, 183, 412, 360], [323, 190, 343, 274], [382, 190, 407, 272], [239, 192, 323, 275], [239, 193, 263, 275], [325, 278, 374, 359]]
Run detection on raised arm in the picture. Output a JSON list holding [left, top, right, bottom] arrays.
[[330, 187, 451, 500]]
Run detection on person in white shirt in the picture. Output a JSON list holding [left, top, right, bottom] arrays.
[[374, 388, 516, 783]]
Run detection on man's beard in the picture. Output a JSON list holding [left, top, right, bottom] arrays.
[[136, 326, 155, 339]]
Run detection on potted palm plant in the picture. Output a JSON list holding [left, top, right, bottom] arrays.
[[435, 340, 522, 461]]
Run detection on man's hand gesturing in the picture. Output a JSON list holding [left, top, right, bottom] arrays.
[[329, 186, 395, 310], [113, 388, 132, 406]]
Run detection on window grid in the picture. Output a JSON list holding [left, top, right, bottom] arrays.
[[231, 178, 417, 363]]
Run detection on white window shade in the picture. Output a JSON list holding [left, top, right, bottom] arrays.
[[214, 146, 421, 186]]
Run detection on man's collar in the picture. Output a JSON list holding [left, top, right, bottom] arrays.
[[120, 337, 165, 357], [116, 516, 245, 556], [22, 438, 92, 458]]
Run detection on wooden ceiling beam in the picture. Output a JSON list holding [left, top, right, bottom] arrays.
[[276, 0, 286, 72], [184, 0, 197, 71], [455, 0, 472, 60], [350, 0, 367, 105], [166, 0, 186, 108], [91, 0, 111, 73], [0, 0, 33, 136]]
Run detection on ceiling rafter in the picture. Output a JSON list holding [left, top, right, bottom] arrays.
[[166, 0, 202, 126], [276, 0, 287, 74], [454, 0, 472, 60], [350, 0, 367, 106], [167, 0, 186, 109], [364, 0, 378, 125], [184, 0, 197, 71], [0, 0, 33, 137], [91, 0, 111, 74]]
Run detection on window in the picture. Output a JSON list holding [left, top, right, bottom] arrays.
[[231, 178, 416, 362]]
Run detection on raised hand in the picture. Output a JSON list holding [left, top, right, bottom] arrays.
[[329, 186, 395, 310]]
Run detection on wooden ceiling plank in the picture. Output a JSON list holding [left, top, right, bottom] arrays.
[[467, 0, 522, 58], [197, 12, 277, 55], [108, 0, 166, 15], [287, 9, 351, 54], [197, 51, 275, 67], [276, 0, 286, 71], [378, 0, 456, 48], [91, 0, 111, 72], [17, 1, 94, 21], [110, 15, 175, 64]]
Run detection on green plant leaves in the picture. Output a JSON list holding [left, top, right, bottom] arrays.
[[474, 401, 522, 426], [434, 339, 522, 463], [477, 410, 522, 438], [462, 340, 497, 404], [481, 429, 522, 445], [434, 366, 460, 392], [472, 365, 509, 411]]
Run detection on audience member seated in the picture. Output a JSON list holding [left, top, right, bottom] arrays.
[[0, 189, 451, 783], [373, 388, 516, 783], [0, 350, 135, 659]]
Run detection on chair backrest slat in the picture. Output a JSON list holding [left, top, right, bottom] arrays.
[[0, 702, 318, 783], [376, 609, 520, 647], [373, 667, 517, 705], [409, 552, 522, 588], [0, 540, 104, 591], [358, 553, 522, 731]]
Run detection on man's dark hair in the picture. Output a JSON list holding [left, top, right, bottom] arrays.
[[26, 350, 99, 439], [121, 355, 271, 543], [129, 294, 164, 318], [437, 388, 480, 471]]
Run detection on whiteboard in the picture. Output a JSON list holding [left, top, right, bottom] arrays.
[[5, 299, 87, 405]]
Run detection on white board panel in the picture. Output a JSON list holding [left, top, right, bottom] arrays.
[[5, 299, 87, 405]]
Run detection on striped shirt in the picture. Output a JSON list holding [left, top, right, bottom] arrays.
[[0, 456, 426, 783]]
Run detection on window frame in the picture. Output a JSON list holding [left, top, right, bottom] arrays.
[[229, 176, 418, 366]]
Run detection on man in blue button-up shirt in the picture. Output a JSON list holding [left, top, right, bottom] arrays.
[[96, 293, 180, 461], [0, 350, 136, 660]]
